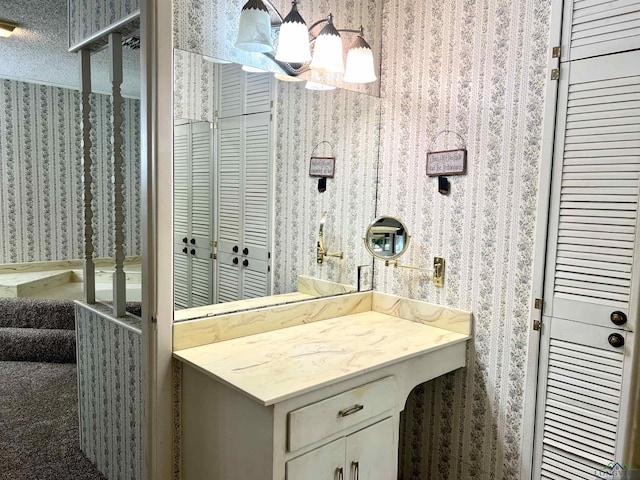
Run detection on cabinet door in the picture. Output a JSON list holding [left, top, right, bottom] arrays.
[[286, 438, 346, 480], [345, 418, 395, 480], [533, 318, 626, 479]]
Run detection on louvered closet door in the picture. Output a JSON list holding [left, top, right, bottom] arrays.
[[218, 64, 272, 118], [174, 124, 190, 309], [544, 50, 640, 329], [562, 0, 640, 61], [217, 116, 243, 262], [189, 122, 214, 307], [243, 112, 271, 264], [534, 317, 627, 479]]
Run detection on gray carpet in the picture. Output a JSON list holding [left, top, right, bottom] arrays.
[[0, 361, 106, 480]]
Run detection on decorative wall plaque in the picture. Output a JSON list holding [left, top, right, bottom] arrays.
[[309, 156, 336, 178], [426, 149, 467, 176]]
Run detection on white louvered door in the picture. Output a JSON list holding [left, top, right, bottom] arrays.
[[173, 121, 214, 309], [561, 0, 640, 61], [533, 39, 639, 478], [544, 50, 640, 329], [215, 64, 273, 303], [535, 318, 626, 479]]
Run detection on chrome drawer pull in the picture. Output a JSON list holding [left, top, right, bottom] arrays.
[[335, 467, 344, 480], [338, 404, 364, 417], [351, 461, 360, 480]]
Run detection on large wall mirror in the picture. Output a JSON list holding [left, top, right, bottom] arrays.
[[172, 0, 383, 321]]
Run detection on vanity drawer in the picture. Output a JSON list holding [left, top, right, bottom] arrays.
[[288, 376, 395, 452]]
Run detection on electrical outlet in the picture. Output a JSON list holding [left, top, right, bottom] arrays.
[[357, 265, 373, 291]]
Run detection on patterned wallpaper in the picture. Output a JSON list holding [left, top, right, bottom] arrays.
[[173, 49, 217, 123], [76, 302, 142, 480], [376, 0, 551, 479], [68, 0, 140, 47], [0, 79, 141, 264], [272, 83, 379, 292]]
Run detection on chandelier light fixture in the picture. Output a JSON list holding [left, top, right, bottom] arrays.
[[234, 0, 377, 84]]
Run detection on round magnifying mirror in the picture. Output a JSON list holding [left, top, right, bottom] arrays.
[[364, 216, 411, 260]]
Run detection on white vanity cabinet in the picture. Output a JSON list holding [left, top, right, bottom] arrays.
[[175, 292, 473, 480], [287, 417, 395, 480]]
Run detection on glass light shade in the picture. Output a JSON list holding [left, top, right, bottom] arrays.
[[305, 81, 336, 91], [274, 73, 305, 82], [309, 18, 344, 74], [235, 0, 273, 53], [343, 36, 377, 84], [275, 2, 311, 63]]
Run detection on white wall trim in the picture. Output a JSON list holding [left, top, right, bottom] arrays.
[[520, 0, 565, 478], [141, 0, 174, 478]]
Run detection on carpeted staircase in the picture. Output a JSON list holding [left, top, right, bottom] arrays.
[[0, 298, 138, 480]]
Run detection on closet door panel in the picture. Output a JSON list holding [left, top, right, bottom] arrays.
[[243, 112, 271, 263], [563, 0, 640, 61], [217, 116, 243, 258], [545, 51, 640, 330], [534, 318, 626, 479]]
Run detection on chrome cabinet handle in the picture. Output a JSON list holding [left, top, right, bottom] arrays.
[[338, 404, 364, 417], [335, 467, 344, 480], [351, 461, 359, 480]]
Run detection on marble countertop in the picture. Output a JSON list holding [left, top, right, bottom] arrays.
[[174, 311, 470, 406]]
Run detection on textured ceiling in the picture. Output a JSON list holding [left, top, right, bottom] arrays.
[[0, 0, 140, 98]]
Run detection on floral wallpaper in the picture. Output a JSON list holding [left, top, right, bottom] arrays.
[[68, 0, 140, 47], [376, 0, 551, 478], [272, 83, 379, 292], [0, 79, 141, 264], [75, 302, 142, 480]]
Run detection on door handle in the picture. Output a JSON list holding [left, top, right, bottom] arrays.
[[610, 311, 627, 326], [190, 238, 196, 245], [190, 249, 196, 256], [351, 462, 359, 480], [182, 247, 188, 254], [232, 245, 239, 253], [232, 257, 239, 265], [243, 259, 249, 267], [243, 247, 249, 255], [182, 237, 188, 244], [608, 333, 624, 348]]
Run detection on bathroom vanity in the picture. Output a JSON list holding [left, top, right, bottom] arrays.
[[173, 291, 472, 480]]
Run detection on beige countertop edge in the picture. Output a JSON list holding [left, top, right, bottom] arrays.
[[173, 324, 470, 407], [174, 336, 470, 406]]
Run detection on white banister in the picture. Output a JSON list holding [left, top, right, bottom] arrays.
[[79, 49, 96, 304], [109, 32, 126, 317]]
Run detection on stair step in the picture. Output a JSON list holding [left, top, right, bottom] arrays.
[[0, 271, 73, 298]]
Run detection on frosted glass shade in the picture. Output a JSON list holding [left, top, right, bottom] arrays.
[[309, 19, 344, 74], [235, 0, 274, 53], [343, 36, 376, 83], [305, 81, 336, 91], [275, 2, 311, 63]]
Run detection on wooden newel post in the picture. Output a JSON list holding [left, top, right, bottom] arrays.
[[79, 49, 96, 304], [110, 33, 127, 317]]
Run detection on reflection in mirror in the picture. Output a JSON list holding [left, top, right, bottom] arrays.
[[173, 55, 380, 321], [364, 216, 411, 261], [173, 0, 383, 96]]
